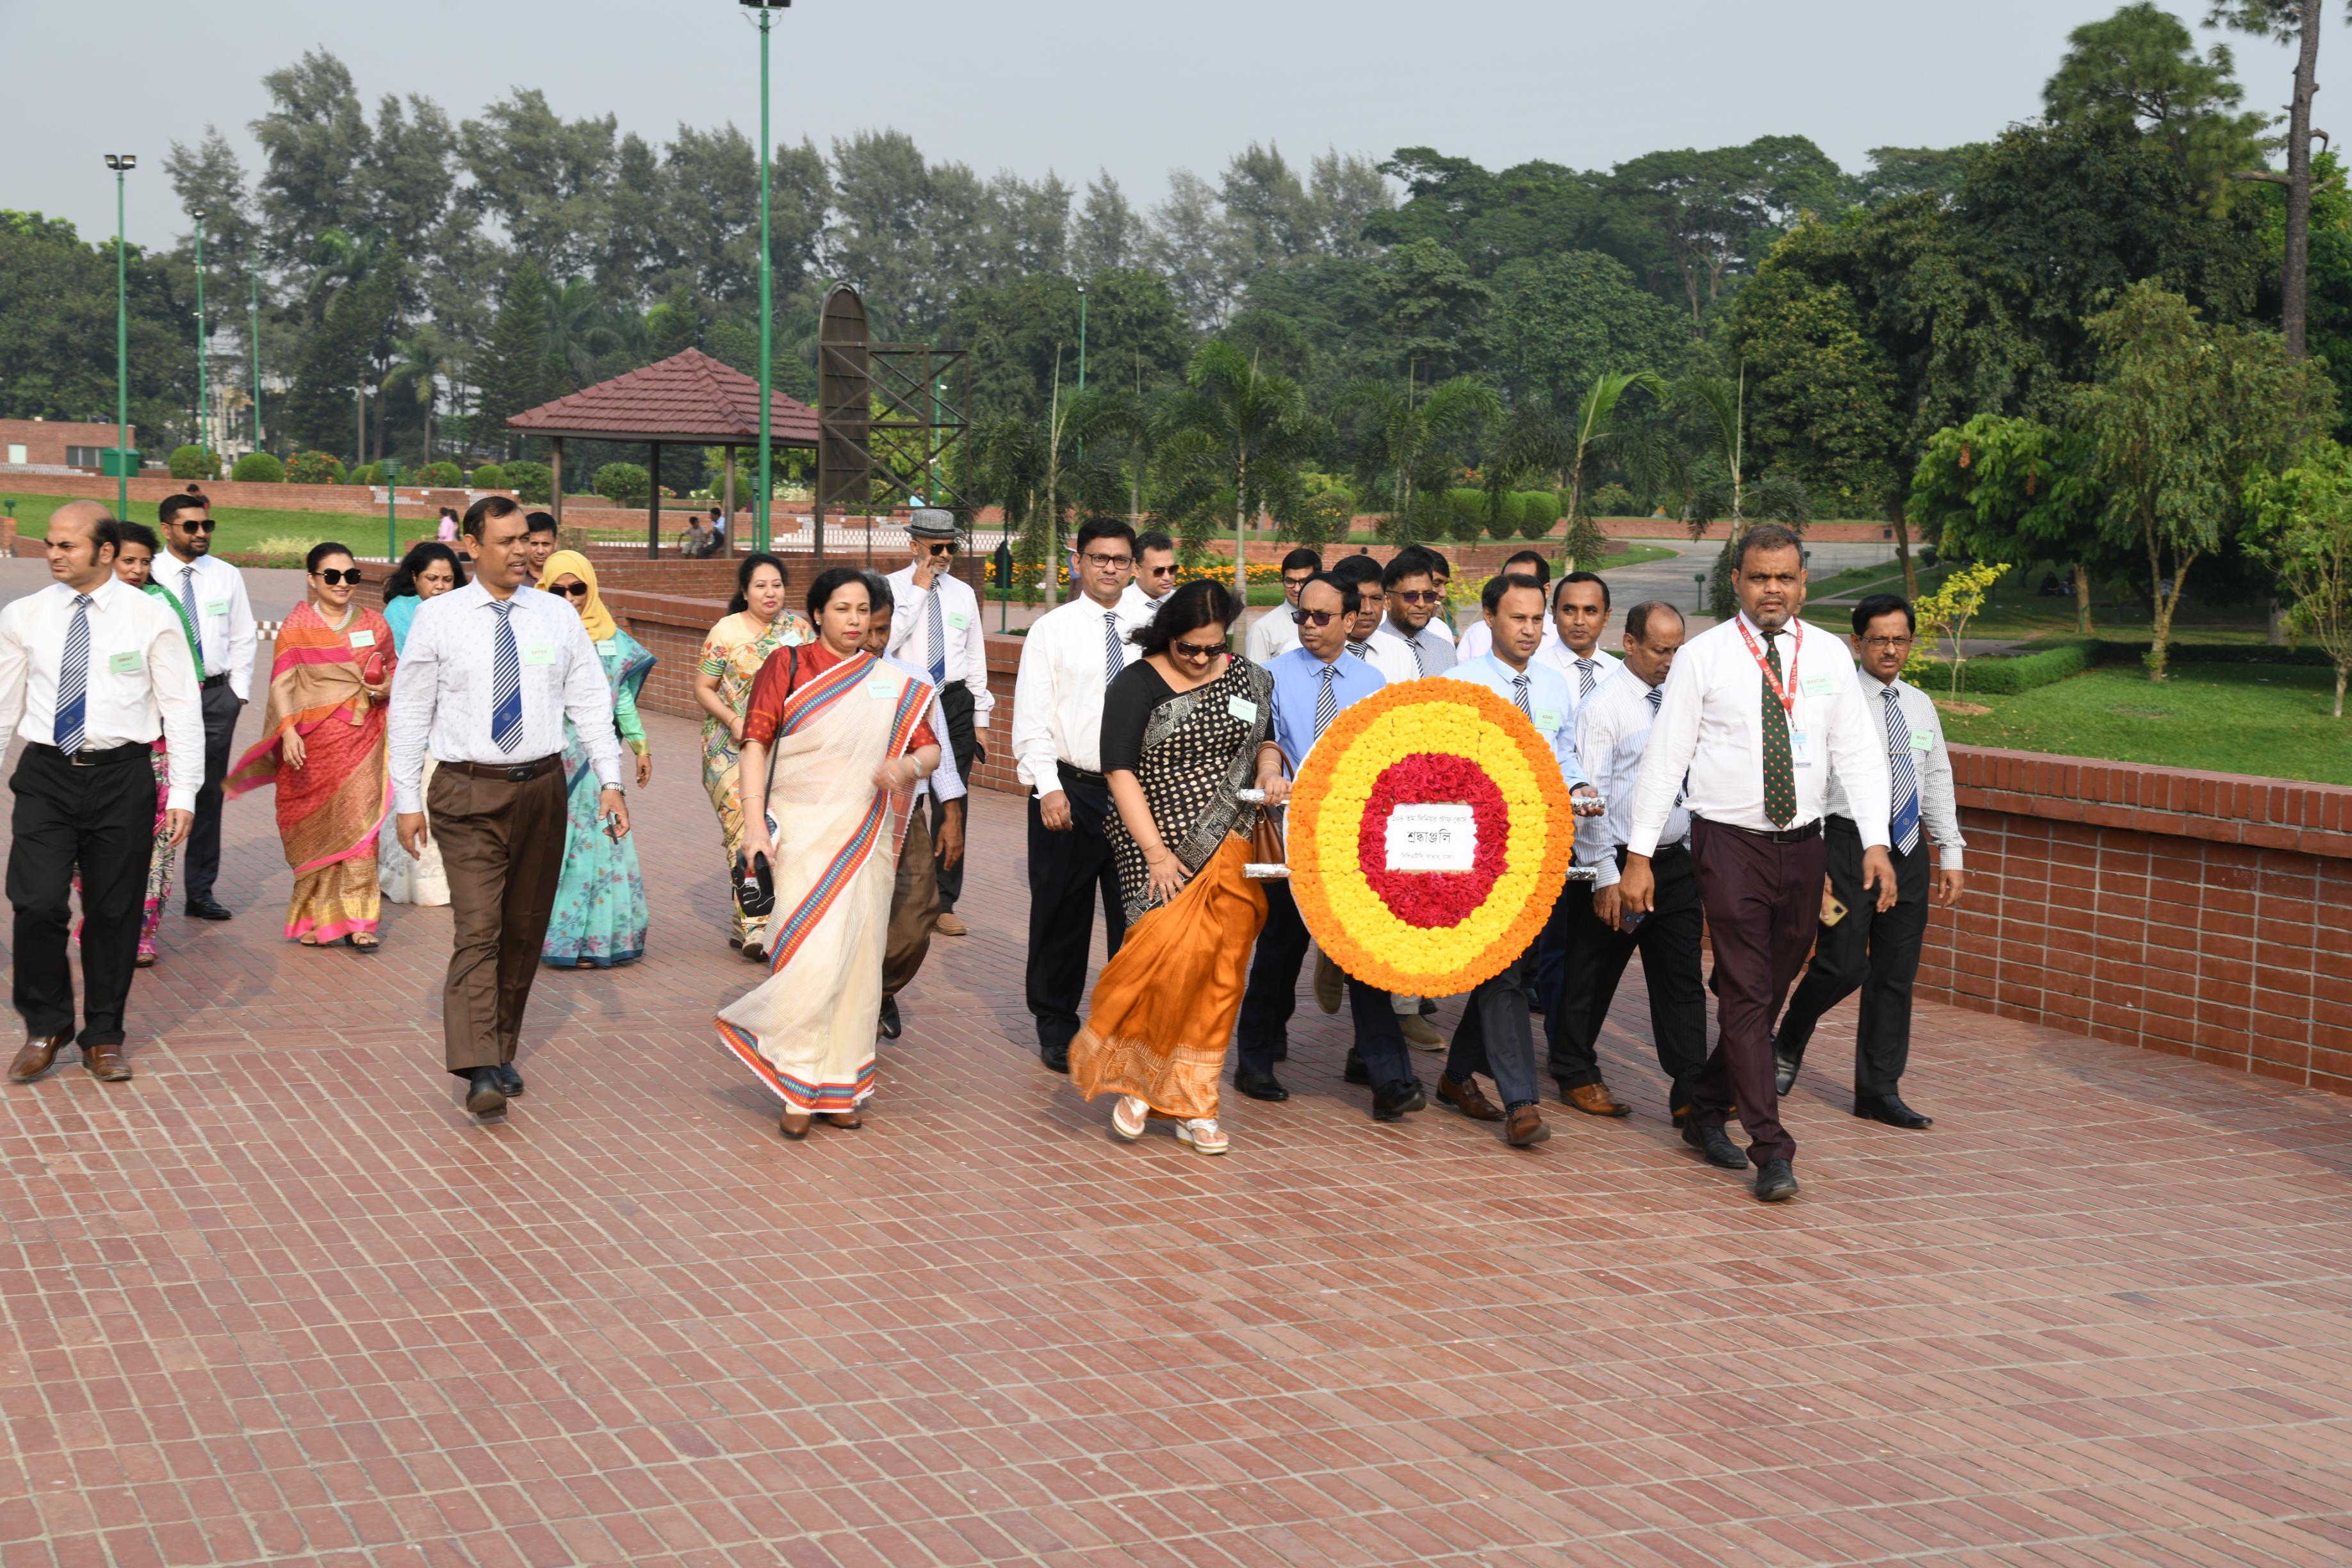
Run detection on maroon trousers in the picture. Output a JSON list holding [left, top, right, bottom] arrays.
[[1688, 816, 1827, 1166]]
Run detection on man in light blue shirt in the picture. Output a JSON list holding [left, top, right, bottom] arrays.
[[1433, 572, 1601, 1148], [1236, 574, 1426, 1122]]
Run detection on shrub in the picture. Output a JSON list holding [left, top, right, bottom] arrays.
[[229, 452, 285, 483], [417, 461, 462, 487], [1484, 490, 1524, 541], [1517, 490, 1562, 541], [468, 462, 507, 489], [348, 463, 379, 487], [594, 462, 651, 506], [505, 462, 552, 504], [285, 450, 346, 486], [1444, 487, 1486, 544], [1918, 638, 2096, 695], [167, 445, 219, 480], [1592, 482, 1637, 518]]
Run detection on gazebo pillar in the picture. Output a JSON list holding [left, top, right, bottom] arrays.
[[648, 440, 662, 560], [722, 448, 737, 558], [550, 438, 565, 531]]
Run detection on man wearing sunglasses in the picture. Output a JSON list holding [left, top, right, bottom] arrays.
[[1370, 547, 1456, 680], [1116, 530, 1179, 623], [1244, 548, 1322, 666], [884, 509, 991, 937], [157, 493, 254, 923]]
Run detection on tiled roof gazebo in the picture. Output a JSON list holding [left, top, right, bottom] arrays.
[[506, 348, 819, 557]]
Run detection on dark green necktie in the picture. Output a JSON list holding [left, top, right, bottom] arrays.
[[1761, 631, 1795, 826]]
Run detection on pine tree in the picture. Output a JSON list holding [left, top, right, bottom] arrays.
[[476, 260, 553, 460]]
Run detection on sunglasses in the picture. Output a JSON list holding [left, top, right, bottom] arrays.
[[175, 518, 217, 533], [313, 568, 365, 586], [1172, 638, 1224, 659], [552, 580, 591, 598], [1292, 608, 1340, 628], [1394, 589, 1442, 605], [924, 541, 960, 556]]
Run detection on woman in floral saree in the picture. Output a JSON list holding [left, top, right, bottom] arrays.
[[694, 553, 813, 959]]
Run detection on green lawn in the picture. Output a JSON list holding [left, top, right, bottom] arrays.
[[3, 489, 446, 559], [1598, 543, 1678, 570], [1934, 662, 2350, 784]]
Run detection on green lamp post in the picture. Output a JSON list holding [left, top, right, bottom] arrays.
[[740, 0, 792, 553], [192, 207, 208, 470], [249, 264, 264, 453], [104, 153, 137, 518], [381, 458, 402, 563]]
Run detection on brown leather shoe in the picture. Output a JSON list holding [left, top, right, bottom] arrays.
[[933, 911, 968, 936], [1505, 1104, 1552, 1147], [778, 1109, 813, 1139], [1564, 1082, 1631, 1118], [1435, 1074, 1501, 1121], [9, 1032, 70, 1084], [82, 1041, 132, 1082]]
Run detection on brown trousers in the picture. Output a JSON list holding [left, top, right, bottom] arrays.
[[429, 761, 569, 1075], [881, 812, 940, 1000], [1686, 817, 1827, 1166]]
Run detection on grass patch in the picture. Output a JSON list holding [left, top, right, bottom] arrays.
[[1597, 543, 1678, 570], [3, 489, 443, 559], [1934, 662, 2350, 785]]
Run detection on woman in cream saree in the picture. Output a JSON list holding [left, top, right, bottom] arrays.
[[719, 568, 939, 1139]]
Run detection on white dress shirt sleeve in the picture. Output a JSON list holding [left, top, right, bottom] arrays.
[[1917, 690, 1964, 869], [1822, 656, 1891, 850], [147, 600, 206, 809], [388, 607, 439, 816], [0, 600, 28, 758], [956, 581, 993, 722], [1628, 653, 1703, 860], [1576, 692, 1624, 887], [558, 613, 625, 793], [1011, 622, 1064, 797], [927, 690, 967, 803], [224, 565, 259, 701]]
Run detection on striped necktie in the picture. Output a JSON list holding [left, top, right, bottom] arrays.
[[1575, 658, 1597, 701], [1407, 635, 1424, 676], [1346, 639, 1370, 661], [925, 585, 947, 686], [1885, 686, 1921, 854], [54, 594, 93, 755], [1510, 673, 1531, 718], [1103, 610, 1124, 684], [1314, 663, 1339, 738], [489, 601, 523, 753], [180, 564, 202, 670]]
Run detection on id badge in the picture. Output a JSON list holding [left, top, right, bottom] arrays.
[[1227, 695, 1259, 723], [948, 611, 970, 631], [1789, 729, 1815, 767], [865, 678, 895, 699], [348, 628, 376, 649], [1801, 671, 1836, 698], [108, 649, 143, 675], [1908, 726, 1934, 752], [521, 644, 555, 667]]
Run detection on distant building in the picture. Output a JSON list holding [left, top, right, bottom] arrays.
[[0, 418, 124, 471]]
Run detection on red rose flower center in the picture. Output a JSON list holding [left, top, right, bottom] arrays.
[[1357, 753, 1508, 929]]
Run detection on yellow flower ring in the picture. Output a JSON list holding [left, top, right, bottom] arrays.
[[1289, 678, 1576, 997]]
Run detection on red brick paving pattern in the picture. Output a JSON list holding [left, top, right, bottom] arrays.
[[3, 707, 2350, 1566]]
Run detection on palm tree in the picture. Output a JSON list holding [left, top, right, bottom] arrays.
[[1163, 341, 1318, 603], [969, 348, 1124, 607], [1344, 372, 1499, 544], [381, 327, 455, 464], [1489, 371, 1667, 569]]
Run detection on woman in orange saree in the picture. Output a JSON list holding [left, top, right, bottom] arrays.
[[1071, 580, 1274, 1156], [225, 543, 396, 950]]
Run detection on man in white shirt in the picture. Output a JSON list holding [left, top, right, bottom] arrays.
[[1528, 569, 1624, 1025], [157, 492, 254, 922], [1620, 524, 1897, 1203], [885, 510, 993, 936], [863, 574, 969, 1042], [1243, 548, 1322, 666], [1011, 518, 1147, 1072], [1455, 550, 1562, 662], [1369, 546, 1456, 679], [1772, 594, 1966, 1130], [1551, 601, 1708, 1122], [1116, 529, 1179, 623], [0, 503, 203, 1085], [391, 496, 630, 1120]]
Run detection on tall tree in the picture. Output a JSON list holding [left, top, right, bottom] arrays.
[[1074, 170, 1141, 274], [1161, 341, 1318, 601], [1909, 414, 2113, 630], [2208, 0, 2331, 355], [475, 261, 555, 459], [2044, 2, 2269, 198], [1341, 373, 1498, 542], [1481, 250, 1687, 407], [2247, 436, 2352, 711]]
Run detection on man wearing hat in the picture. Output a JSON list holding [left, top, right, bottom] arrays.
[[885, 510, 992, 936]]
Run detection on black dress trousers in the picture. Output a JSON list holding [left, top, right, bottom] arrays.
[[1546, 843, 1710, 1112], [1774, 815, 1933, 1097], [8, 743, 158, 1047], [929, 682, 980, 912], [1024, 771, 1127, 1056], [1234, 879, 1414, 1093], [181, 678, 239, 904]]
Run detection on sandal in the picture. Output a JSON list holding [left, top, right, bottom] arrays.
[[1111, 1095, 1150, 1141], [822, 1109, 863, 1130], [778, 1110, 813, 1139], [1173, 1118, 1229, 1156], [742, 945, 768, 964], [348, 933, 380, 956]]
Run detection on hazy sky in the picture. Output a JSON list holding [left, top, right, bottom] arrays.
[[2, 0, 2315, 250]]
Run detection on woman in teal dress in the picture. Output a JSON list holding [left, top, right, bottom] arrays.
[[539, 550, 655, 968]]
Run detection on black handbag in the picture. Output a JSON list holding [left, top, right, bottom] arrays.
[[735, 851, 775, 919]]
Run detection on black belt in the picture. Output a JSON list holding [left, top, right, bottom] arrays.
[[200, 673, 230, 690], [439, 755, 562, 783], [1058, 764, 1106, 787], [1616, 842, 1690, 865], [25, 741, 147, 768], [1697, 815, 1821, 845]]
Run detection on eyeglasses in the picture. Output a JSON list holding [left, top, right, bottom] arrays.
[[1394, 589, 1442, 605], [551, 580, 591, 598], [1172, 637, 1224, 659], [313, 568, 364, 586], [1080, 552, 1132, 569], [924, 541, 960, 556], [176, 518, 217, 533], [1861, 635, 1913, 650], [1292, 608, 1340, 627]]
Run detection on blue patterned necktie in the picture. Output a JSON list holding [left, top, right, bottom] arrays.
[[1885, 685, 1920, 854], [1511, 672, 1531, 718], [54, 593, 93, 755], [489, 600, 523, 753], [1103, 610, 1123, 685], [1314, 663, 1339, 737], [925, 584, 947, 686]]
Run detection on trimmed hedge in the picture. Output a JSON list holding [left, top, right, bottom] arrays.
[[1918, 639, 2096, 695], [167, 445, 219, 480], [2093, 639, 2333, 668], [468, 462, 507, 489], [1517, 489, 1561, 541], [229, 452, 284, 483], [1485, 490, 1524, 541], [416, 461, 462, 487]]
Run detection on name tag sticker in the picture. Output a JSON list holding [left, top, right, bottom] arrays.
[[1535, 709, 1562, 731], [108, 650, 143, 675], [865, 678, 895, 699], [203, 599, 229, 616], [1801, 671, 1836, 696], [1909, 726, 1935, 751], [521, 644, 555, 666], [948, 611, 970, 630], [594, 638, 617, 655], [1226, 695, 1259, 723], [348, 629, 375, 649]]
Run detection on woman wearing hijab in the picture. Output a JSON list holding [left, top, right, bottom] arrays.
[[538, 550, 655, 968]]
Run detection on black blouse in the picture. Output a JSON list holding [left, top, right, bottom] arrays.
[[1100, 658, 1189, 774]]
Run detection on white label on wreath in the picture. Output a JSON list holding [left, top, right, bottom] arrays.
[[1385, 803, 1476, 872]]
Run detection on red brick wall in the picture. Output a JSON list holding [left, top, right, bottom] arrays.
[[1918, 750, 2352, 1095], [0, 418, 118, 466]]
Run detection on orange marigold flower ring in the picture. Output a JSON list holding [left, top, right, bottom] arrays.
[[1288, 678, 1576, 996]]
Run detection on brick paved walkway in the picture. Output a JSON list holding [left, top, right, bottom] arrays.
[[3, 706, 2351, 1567]]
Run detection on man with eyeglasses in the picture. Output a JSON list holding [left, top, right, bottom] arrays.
[[1768, 593, 1963, 1131], [1369, 546, 1455, 679], [157, 492, 254, 922], [1117, 529, 1179, 623], [1331, 556, 1416, 684], [1232, 573, 1427, 1119], [1244, 548, 1321, 666], [1010, 518, 1148, 1073], [885, 509, 991, 936]]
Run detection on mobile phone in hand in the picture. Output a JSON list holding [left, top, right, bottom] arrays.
[[1820, 891, 1849, 926]]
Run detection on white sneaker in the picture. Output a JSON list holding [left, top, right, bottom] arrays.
[[1173, 1118, 1229, 1155]]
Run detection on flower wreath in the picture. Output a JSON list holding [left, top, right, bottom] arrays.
[[1287, 678, 1576, 997]]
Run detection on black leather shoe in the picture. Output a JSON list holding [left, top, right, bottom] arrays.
[[1040, 1042, 1070, 1074], [1523, 984, 1544, 1015], [1773, 1041, 1801, 1096], [878, 996, 902, 1040], [184, 897, 233, 921], [1342, 1049, 1371, 1086], [1854, 1092, 1932, 1129], [1371, 1081, 1426, 1121], [464, 1068, 508, 1117], [1753, 1158, 1799, 1202], [1681, 1120, 1750, 1170], [493, 1064, 524, 1098], [1234, 1069, 1289, 1102]]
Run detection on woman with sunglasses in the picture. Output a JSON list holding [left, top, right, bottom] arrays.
[[224, 543, 396, 952], [378, 542, 466, 907], [694, 553, 812, 959], [1069, 580, 1275, 1156], [536, 551, 655, 968]]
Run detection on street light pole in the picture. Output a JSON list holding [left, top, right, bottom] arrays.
[[741, 0, 791, 554], [249, 265, 263, 453], [105, 154, 136, 519], [192, 208, 207, 466], [1077, 282, 1088, 392]]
